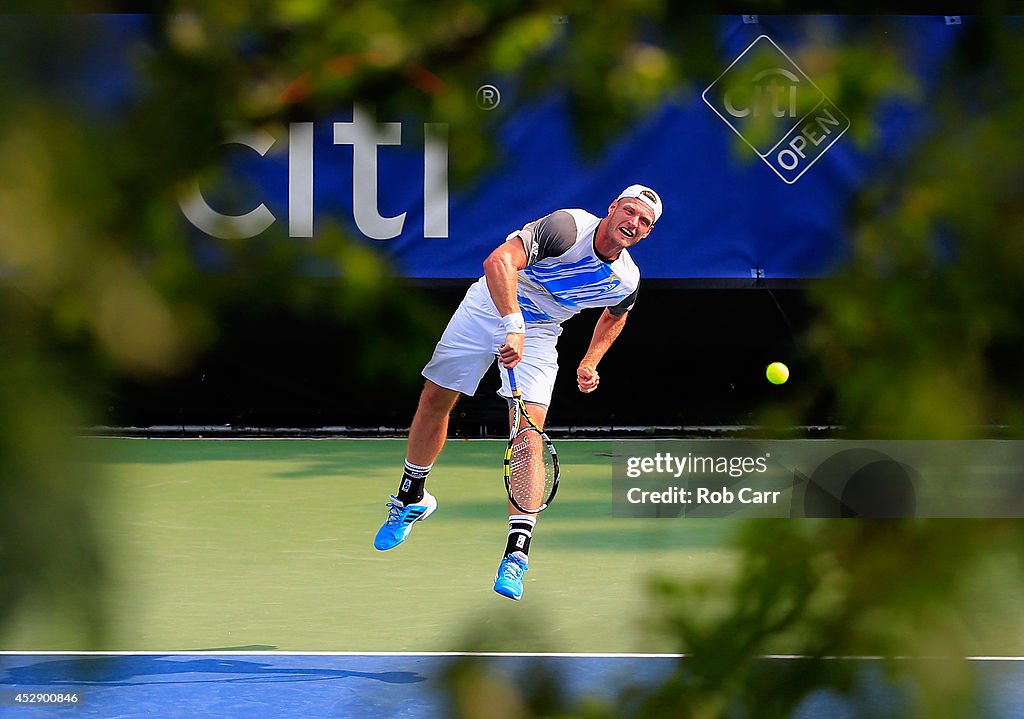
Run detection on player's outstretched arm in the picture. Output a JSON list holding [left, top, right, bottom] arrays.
[[483, 237, 530, 368], [577, 308, 628, 393]]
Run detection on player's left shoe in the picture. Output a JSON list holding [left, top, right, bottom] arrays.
[[493, 552, 529, 600], [373, 490, 437, 551]]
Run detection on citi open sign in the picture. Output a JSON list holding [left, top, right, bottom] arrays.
[[702, 35, 850, 184]]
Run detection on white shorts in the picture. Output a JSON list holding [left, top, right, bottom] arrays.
[[422, 279, 562, 406]]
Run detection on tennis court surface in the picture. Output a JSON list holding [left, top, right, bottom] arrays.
[[10, 438, 739, 654], [3, 439, 1023, 717]]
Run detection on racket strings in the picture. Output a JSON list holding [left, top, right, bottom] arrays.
[[509, 427, 555, 511]]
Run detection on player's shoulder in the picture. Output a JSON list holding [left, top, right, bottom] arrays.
[[527, 209, 591, 261], [560, 208, 601, 229], [536, 209, 583, 239]]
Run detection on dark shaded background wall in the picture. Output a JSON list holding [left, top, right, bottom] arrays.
[[103, 283, 819, 435]]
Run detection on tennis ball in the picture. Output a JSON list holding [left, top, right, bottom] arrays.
[[766, 362, 789, 385]]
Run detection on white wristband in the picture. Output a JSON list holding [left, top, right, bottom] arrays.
[[500, 312, 526, 334]]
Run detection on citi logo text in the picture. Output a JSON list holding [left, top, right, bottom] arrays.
[[179, 104, 449, 240], [723, 68, 801, 118]]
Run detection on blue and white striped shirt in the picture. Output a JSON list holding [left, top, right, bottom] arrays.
[[511, 209, 640, 325]]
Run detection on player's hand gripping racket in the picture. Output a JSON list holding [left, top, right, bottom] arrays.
[[504, 366, 559, 513]]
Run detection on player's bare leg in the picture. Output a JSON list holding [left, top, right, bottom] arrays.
[[406, 380, 460, 466], [373, 380, 458, 551]]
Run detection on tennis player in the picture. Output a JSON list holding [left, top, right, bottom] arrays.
[[374, 185, 663, 600]]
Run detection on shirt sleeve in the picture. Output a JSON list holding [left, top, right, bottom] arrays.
[[607, 287, 638, 316], [510, 210, 577, 266]]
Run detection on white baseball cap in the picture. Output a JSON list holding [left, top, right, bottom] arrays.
[[617, 184, 663, 222]]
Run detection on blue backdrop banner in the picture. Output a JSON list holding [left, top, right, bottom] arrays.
[[21, 14, 977, 279]]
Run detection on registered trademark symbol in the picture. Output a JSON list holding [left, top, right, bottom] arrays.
[[476, 84, 501, 110]]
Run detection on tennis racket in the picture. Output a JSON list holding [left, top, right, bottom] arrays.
[[504, 366, 559, 514]]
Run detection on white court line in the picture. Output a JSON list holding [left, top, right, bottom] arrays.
[[2, 651, 1024, 661]]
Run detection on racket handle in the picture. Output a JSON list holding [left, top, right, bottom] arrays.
[[507, 366, 519, 394]]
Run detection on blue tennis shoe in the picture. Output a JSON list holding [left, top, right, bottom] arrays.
[[493, 552, 529, 600], [373, 490, 437, 550]]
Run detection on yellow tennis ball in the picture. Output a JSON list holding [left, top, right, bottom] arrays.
[[766, 362, 790, 385]]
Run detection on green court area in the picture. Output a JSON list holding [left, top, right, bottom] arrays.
[[8, 438, 1024, 656], [6, 439, 740, 653]]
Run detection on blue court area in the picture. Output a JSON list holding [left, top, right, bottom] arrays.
[[2, 653, 1023, 718]]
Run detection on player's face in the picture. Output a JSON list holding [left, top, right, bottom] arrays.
[[600, 198, 655, 254]]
